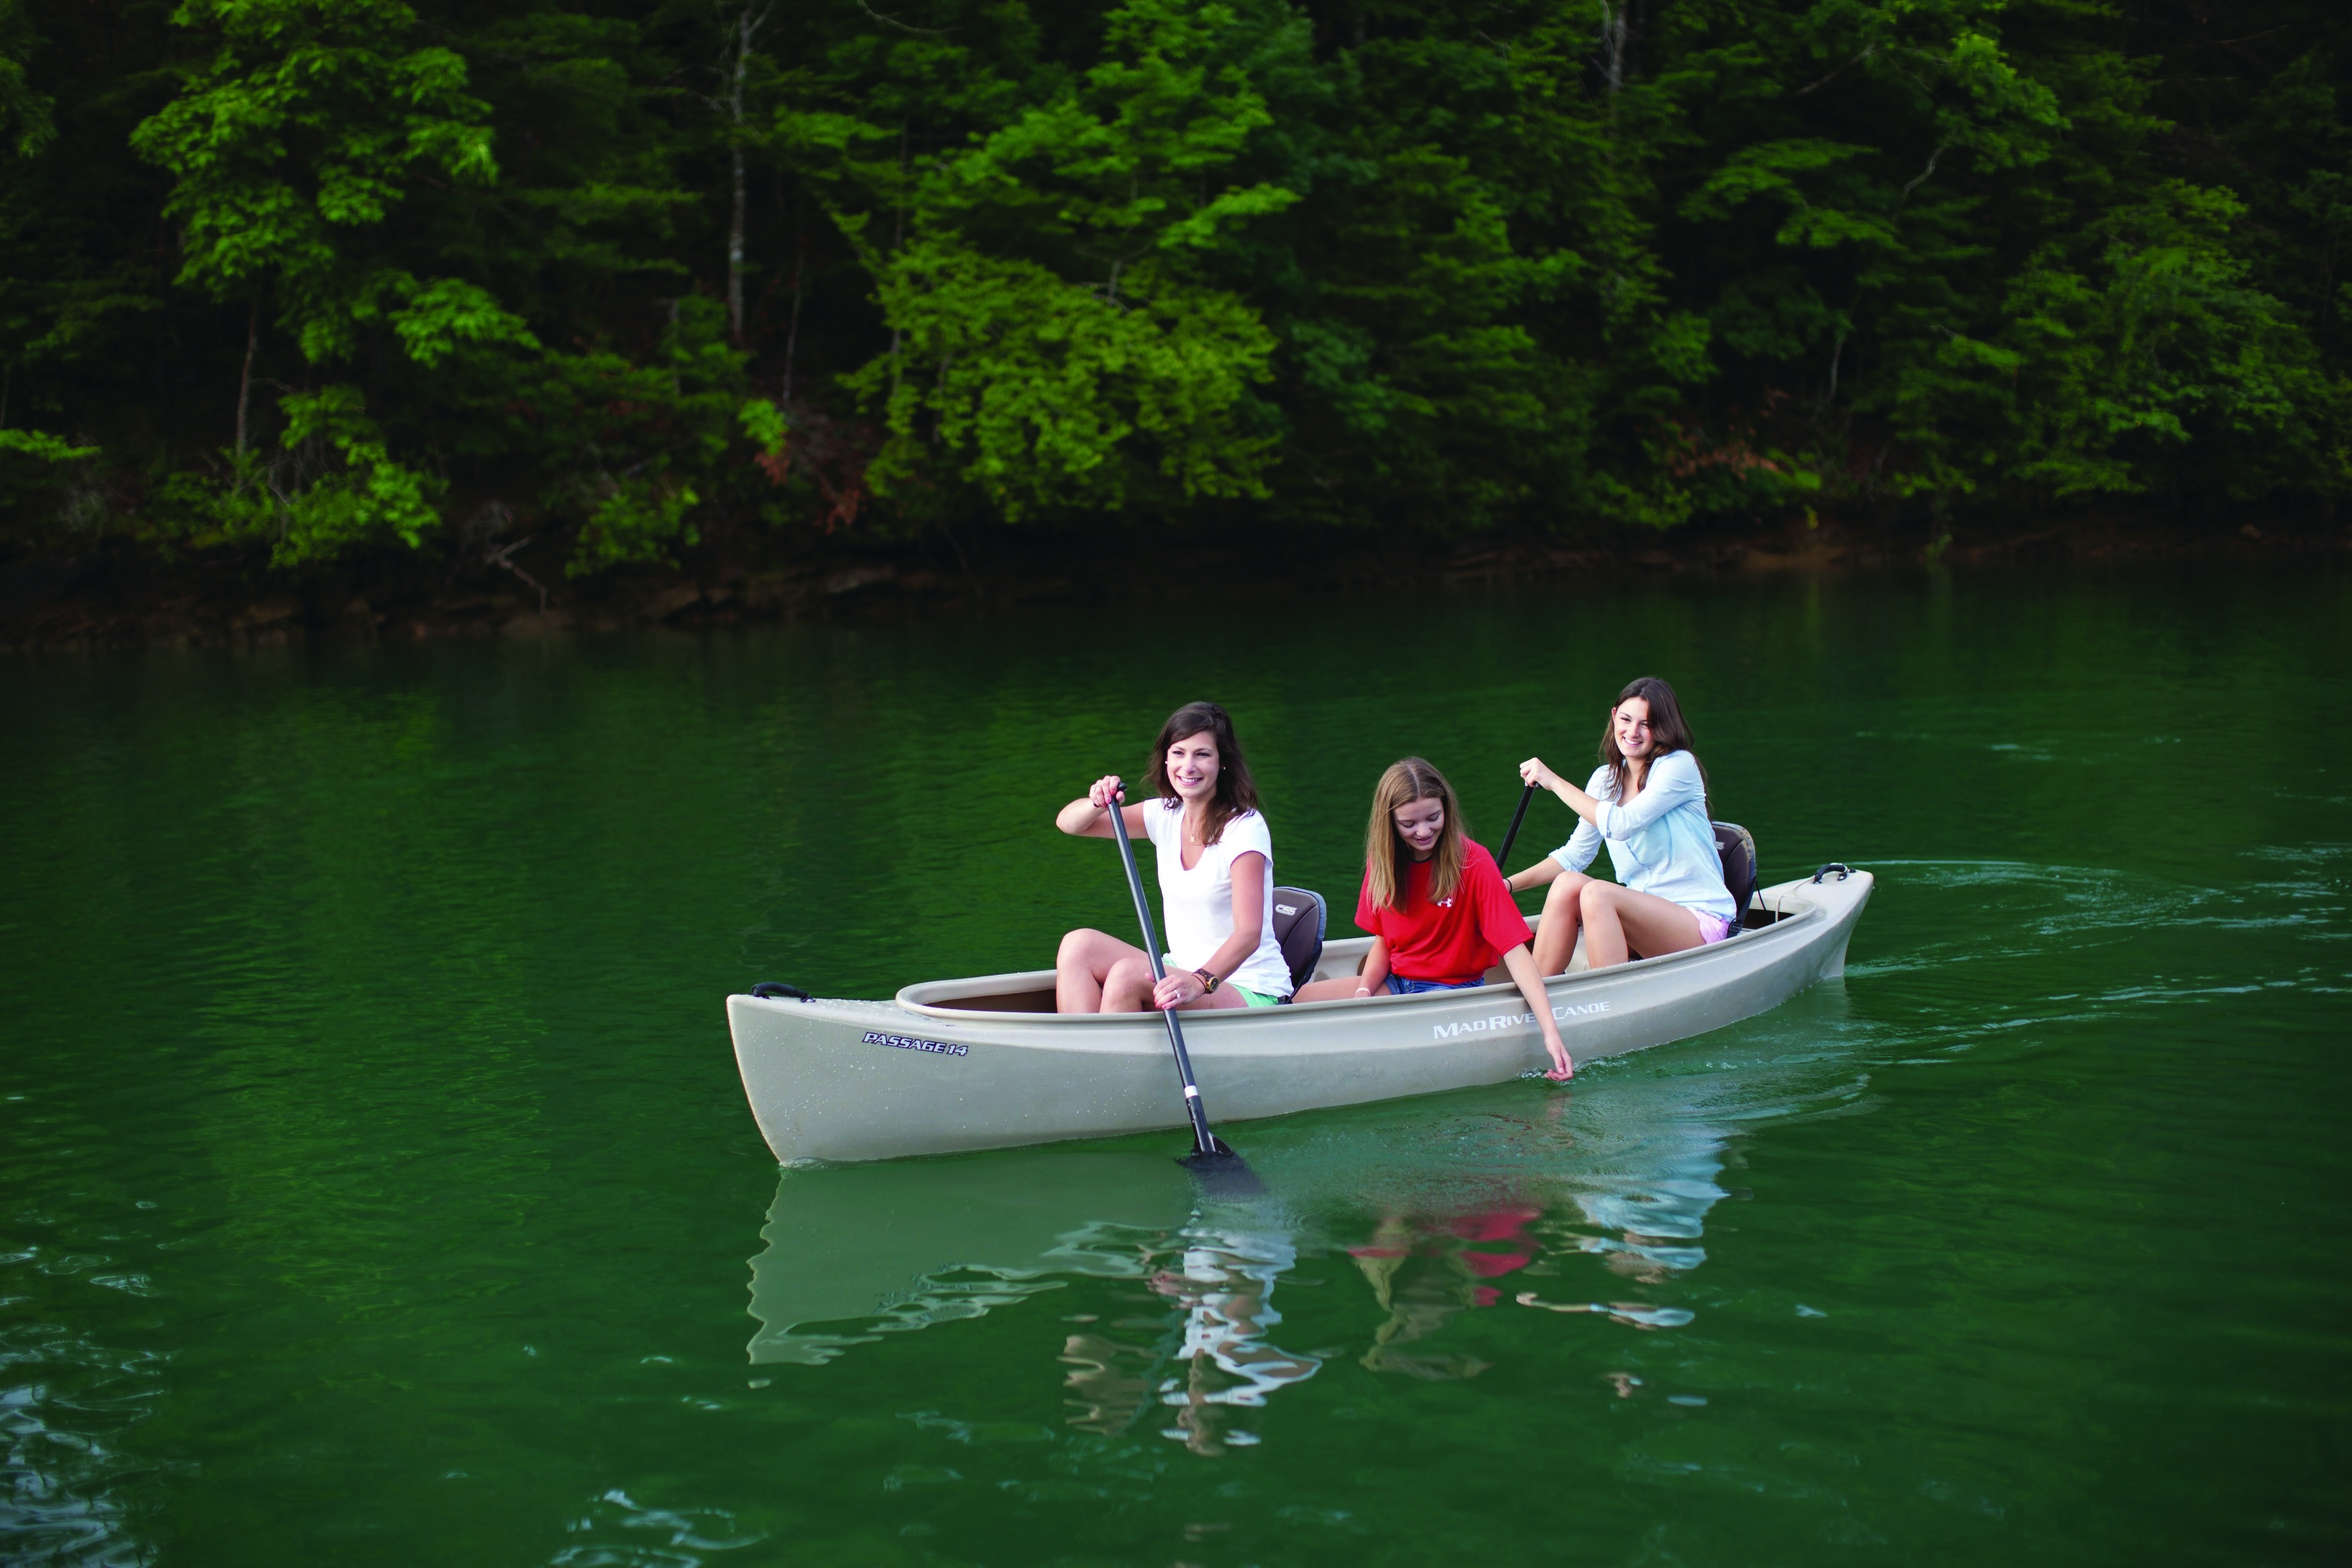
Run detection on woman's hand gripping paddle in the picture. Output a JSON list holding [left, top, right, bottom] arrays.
[[1104, 788, 1260, 1193], [1496, 781, 1538, 868]]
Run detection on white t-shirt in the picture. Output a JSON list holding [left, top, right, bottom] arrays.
[[1143, 799, 1294, 998]]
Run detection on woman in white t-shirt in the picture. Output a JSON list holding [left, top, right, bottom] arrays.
[[1053, 701, 1295, 1013]]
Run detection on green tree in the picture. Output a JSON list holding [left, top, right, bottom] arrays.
[[0, 0, 2344, 576], [131, 0, 532, 561], [844, 0, 1305, 519]]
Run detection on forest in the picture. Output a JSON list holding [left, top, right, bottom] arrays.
[[1, 0, 2346, 582]]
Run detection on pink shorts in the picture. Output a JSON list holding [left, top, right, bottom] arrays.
[[1693, 911, 1733, 945]]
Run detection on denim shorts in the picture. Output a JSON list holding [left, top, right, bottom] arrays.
[[1386, 974, 1486, 995]]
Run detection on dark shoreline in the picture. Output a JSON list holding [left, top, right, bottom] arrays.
[[2, 503, 2342, 652]]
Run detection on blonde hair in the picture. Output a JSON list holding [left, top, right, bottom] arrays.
[[1365, 757, 1467, 912]]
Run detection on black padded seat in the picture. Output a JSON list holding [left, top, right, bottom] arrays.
[[1712, 822, 1758, 927], [1270, 887, 1327, 994]]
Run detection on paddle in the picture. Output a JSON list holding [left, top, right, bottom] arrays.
[[1496, 781, 1538, 869], [1103, 789, 1258, 1189]]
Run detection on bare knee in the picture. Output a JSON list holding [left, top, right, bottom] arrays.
[[1104, 956, 1156, 998], [1579, 880, 1618, 917], [1057, 927, 1094, 963]]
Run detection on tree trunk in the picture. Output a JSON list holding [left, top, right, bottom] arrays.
[[1601, 3, 1630, 93], [783, 215, 806, 402], [235, 295, 259, 457], [889, 117, 909, 397], [726, 7, 754, 342], [729, 145, 747, 342]]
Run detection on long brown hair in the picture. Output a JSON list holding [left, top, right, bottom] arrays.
[[1365, 757, 1469, 911], [1147, 700, 1260, 847], [1599, 675, 1707, 806]]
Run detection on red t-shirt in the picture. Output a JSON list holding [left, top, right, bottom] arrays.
[[1355, 840, 1533, 984]]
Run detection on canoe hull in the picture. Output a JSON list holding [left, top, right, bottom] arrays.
[[728, 869, 1872, 1163]]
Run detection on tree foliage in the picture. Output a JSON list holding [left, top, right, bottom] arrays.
[[1, 0, 2345, 570]]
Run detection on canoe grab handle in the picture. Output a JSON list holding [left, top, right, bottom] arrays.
[[750, 981, 813, 1002], [1811, 863, 1853, 884]]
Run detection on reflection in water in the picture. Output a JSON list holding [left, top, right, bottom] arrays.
[[1068, 1217, 1322, 1455], [1063, 1222, 1326, 1457], [1350, 1207, 1540, 1380], [746, 1151, 1193, 1365], [1304, 1069, 1760, 1362], [1160, 1224, 1319, 1425], [741, 1051, 1825, 1441], [0, 1306, 163, 1568], [1142, 1222, 1317, 1457], [745, 1150, 1323, 1450]]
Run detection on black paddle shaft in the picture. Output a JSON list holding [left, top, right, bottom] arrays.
[[1496, 781, 1538, 868], [1104, 792, 1225, 1159]]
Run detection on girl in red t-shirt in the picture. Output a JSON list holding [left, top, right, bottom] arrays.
[[1295, 759, 1573, 1080]]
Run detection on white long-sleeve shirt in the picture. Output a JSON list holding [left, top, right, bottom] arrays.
[[1547, 750, 1735, 921]]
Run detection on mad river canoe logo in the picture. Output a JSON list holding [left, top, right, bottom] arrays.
[[1431, 1000, 1610, 1040], [863, 1029, 969, 1057]]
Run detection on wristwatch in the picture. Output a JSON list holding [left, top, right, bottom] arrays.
[[1194, 968, 1222, 994]]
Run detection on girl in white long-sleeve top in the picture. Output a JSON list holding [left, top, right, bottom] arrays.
[[1505, 677, 1736, 972]]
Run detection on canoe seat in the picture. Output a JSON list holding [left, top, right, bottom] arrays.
[[1270, 887, 1327, 995], [1712, 821, 1758, 926]]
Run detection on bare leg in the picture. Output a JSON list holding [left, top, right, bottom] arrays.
[[1057, 928, 1147, 1013], [1295, 973, 1376, 1003], [1532, 871, 1594, 974], [1172, 984, 1249, 1011], [1106, 956, 1251, 1011], [1577, 881, 1705, 970]]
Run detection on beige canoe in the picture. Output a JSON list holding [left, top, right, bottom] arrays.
[[728, 867, 1874, 1164]]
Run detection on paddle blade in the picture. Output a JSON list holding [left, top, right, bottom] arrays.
[[1178, 1138, 1264, 1197]]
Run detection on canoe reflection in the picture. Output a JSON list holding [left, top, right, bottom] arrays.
[[747, 1149, 1193, 1366], [746, 1084, 1752, 1436], [748, 1149, 1322, 1451]]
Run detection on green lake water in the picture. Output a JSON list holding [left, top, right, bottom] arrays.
[[5, 566, 2349, 1565]]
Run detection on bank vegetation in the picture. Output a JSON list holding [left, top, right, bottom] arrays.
[[1, 0, 2347, 588]]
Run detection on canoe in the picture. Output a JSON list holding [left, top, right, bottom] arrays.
[[727, 866, 1874, 1165]]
